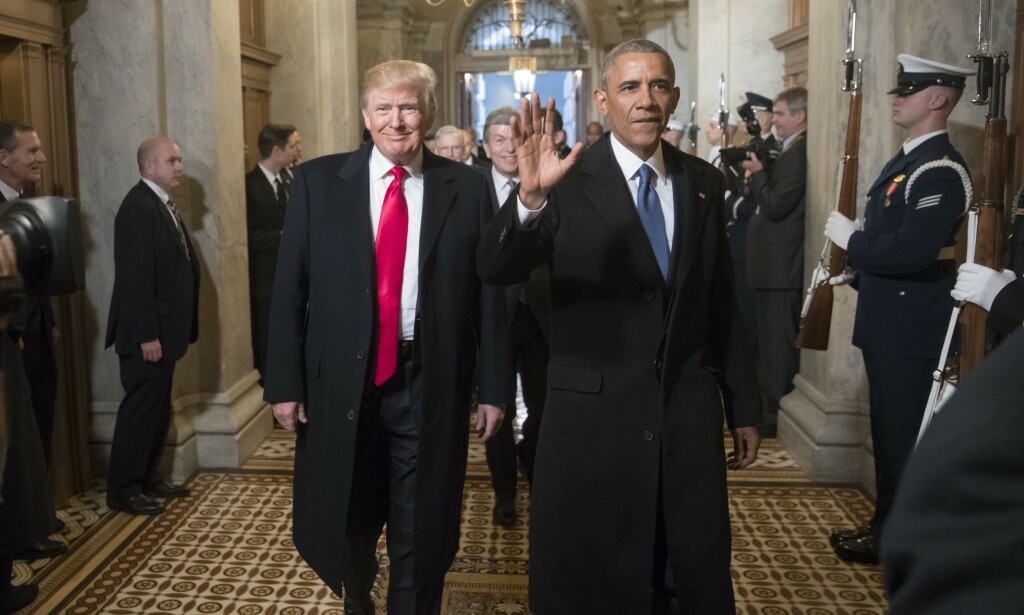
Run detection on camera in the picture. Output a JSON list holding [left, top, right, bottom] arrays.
[[718, 102, 776, 173], [0, 197, 85, 297]]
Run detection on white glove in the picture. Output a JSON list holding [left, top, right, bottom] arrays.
[[824, 212, 861, 250], [829, 269, 857, 286], [950, 263, 1017, 311]]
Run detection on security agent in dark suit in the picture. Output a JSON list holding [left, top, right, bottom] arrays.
[[882, 327, 1024, 614], [741, 87, 807, 436], [265, 60, 511, 615], [479, 40, 760, 614], [0, 234, 59, 613], [477, 106, 551, 528], [105, 137, 199, 516], [0, 120, 66, 562], [246, 123, 300, 385], [823, 54, 976, 565]]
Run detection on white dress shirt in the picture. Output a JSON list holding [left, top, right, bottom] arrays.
[[903, 129, 947, 155], [368, 146, 423, 341], [257, 162, 283, 199], [491, 166, 518, 206], [0, 179, 19, 202]]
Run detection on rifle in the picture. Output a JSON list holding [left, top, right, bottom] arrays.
[[795, 0, 862, 350], [684, 101, 698, 156], [917, 0, 1008, 442], [718, 74, 730, 149], [958, 0, 1009, 378]]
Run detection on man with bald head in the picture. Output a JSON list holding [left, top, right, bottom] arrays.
[[105, 136, 199, 516]]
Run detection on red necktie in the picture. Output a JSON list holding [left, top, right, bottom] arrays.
[[374, 166, 409, 385]]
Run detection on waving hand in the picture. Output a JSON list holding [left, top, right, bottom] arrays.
[[514, 93, 584, 209]]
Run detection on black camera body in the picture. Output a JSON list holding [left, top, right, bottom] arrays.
[[718, 102, 776, 173], [0, 197, 85, 297]]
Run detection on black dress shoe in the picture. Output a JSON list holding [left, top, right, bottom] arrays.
[[54, 517, 66, 533], [834, 531, 880, 565], [13, 538, 67, 561], [492, 499, 518, 527], [107, 493, 165, 516], [143, 480, 190, 499], [343, 594, 375, 615], [829, 523, 874, 547], [0, 583, 38, 615]]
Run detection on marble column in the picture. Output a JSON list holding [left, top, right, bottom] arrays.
[[781, 0, 1015, 487], [635, 1, 693, 114], [71, 0, 270, 481], [356, 0, 414, 86], [688, 0, 788, 161], [266, 0, 362, 157]]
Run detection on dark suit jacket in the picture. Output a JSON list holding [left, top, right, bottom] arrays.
[[848, 133, 966, 358], [481, 169, 551, 340], [245, 165, 286, 371], [883, 328, 1024, 614], [478, 134, 759, 614], [105, 181, 199, 361], [745, 131, 806, 290], [263, 144, 513, 596]]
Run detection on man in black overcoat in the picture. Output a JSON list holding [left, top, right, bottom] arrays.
[[824, 54, 976, 564], [105, 137, 199, 516], [246, 123, 300, 384], [264, 60, 512, 615], [478, 40, 761, 614]]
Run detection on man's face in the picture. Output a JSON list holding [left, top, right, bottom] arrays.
[[771, 100, 805, 140], [585, 123, 603, 144], [755, 110, 773, 134], [461, 128, 476, 157], [436, 132, 465, 161], [482, 124, 518, 179], [286, 131, 302, 164], [705, 120, 723, 146], [0, 130, 46, 190], [891, 87, 944, 130], [594, 52, 680, 159], [147, 140, 184, 192], [362, 86, 431, 166]]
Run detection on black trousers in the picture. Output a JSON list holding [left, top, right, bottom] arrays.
[[485, 303, 549, 500], [340, 349, 443, 615], [863, 352, 934, 528], [107, 354, 176, 499], [754, 289, 801, 425], [13, 299, 57, 464]]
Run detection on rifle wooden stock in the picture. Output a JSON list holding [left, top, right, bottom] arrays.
[[796, 93, 862, 350], [958, 117, 1006, 378]]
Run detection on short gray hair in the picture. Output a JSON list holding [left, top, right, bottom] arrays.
[[483, 106, 519, 142], [775, 87, 807, 116], [435, 125, 465, 144], [599, 39, 675, 91]]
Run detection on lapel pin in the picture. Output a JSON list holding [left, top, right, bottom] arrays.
[[698, 192, 705, 199]]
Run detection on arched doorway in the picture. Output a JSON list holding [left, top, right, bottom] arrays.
[[442, 0, 602, 145]]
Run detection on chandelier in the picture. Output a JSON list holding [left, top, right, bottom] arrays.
[[425, 0, 529, 47]]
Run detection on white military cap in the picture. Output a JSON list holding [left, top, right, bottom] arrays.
[[888, 53, 977, 95]]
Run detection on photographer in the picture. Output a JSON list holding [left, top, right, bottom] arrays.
[[741, 87, 808, 437], [0, 232, 56, 614]]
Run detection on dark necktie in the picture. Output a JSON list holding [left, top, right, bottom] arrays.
[[374, 167, 409, 386], [637, 164, 670, 279], [165, 199, 190, 260], [275, 177, 288, 208]]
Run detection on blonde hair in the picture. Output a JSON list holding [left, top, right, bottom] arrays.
[[361, 60, 438, 121]]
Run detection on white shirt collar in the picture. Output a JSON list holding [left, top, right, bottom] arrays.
[[0, 178, 20, 202], [141, 178, 172, 204], [609, 132, 667, 184], [257, 162, 281, 187], [369, 145, 424, 184], [903, 130, 947, 155], [490, 166, 517, 191]]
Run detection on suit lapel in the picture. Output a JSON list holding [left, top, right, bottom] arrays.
[[334, 146, 375, 284], [581, 137, 664, 284], [418, 150, 457, 272], [139, 181, 189, 260], [665, 149, 707, 286]]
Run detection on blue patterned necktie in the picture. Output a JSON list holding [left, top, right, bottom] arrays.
[[636, 164, 670, 279]]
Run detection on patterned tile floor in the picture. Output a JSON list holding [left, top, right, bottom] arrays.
[[12, 426, 886, 614]]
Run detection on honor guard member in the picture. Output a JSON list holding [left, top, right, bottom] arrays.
[[824, 54, 976, 564], [951, 183, 1024, 334], [744, 91, 781, 164]]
